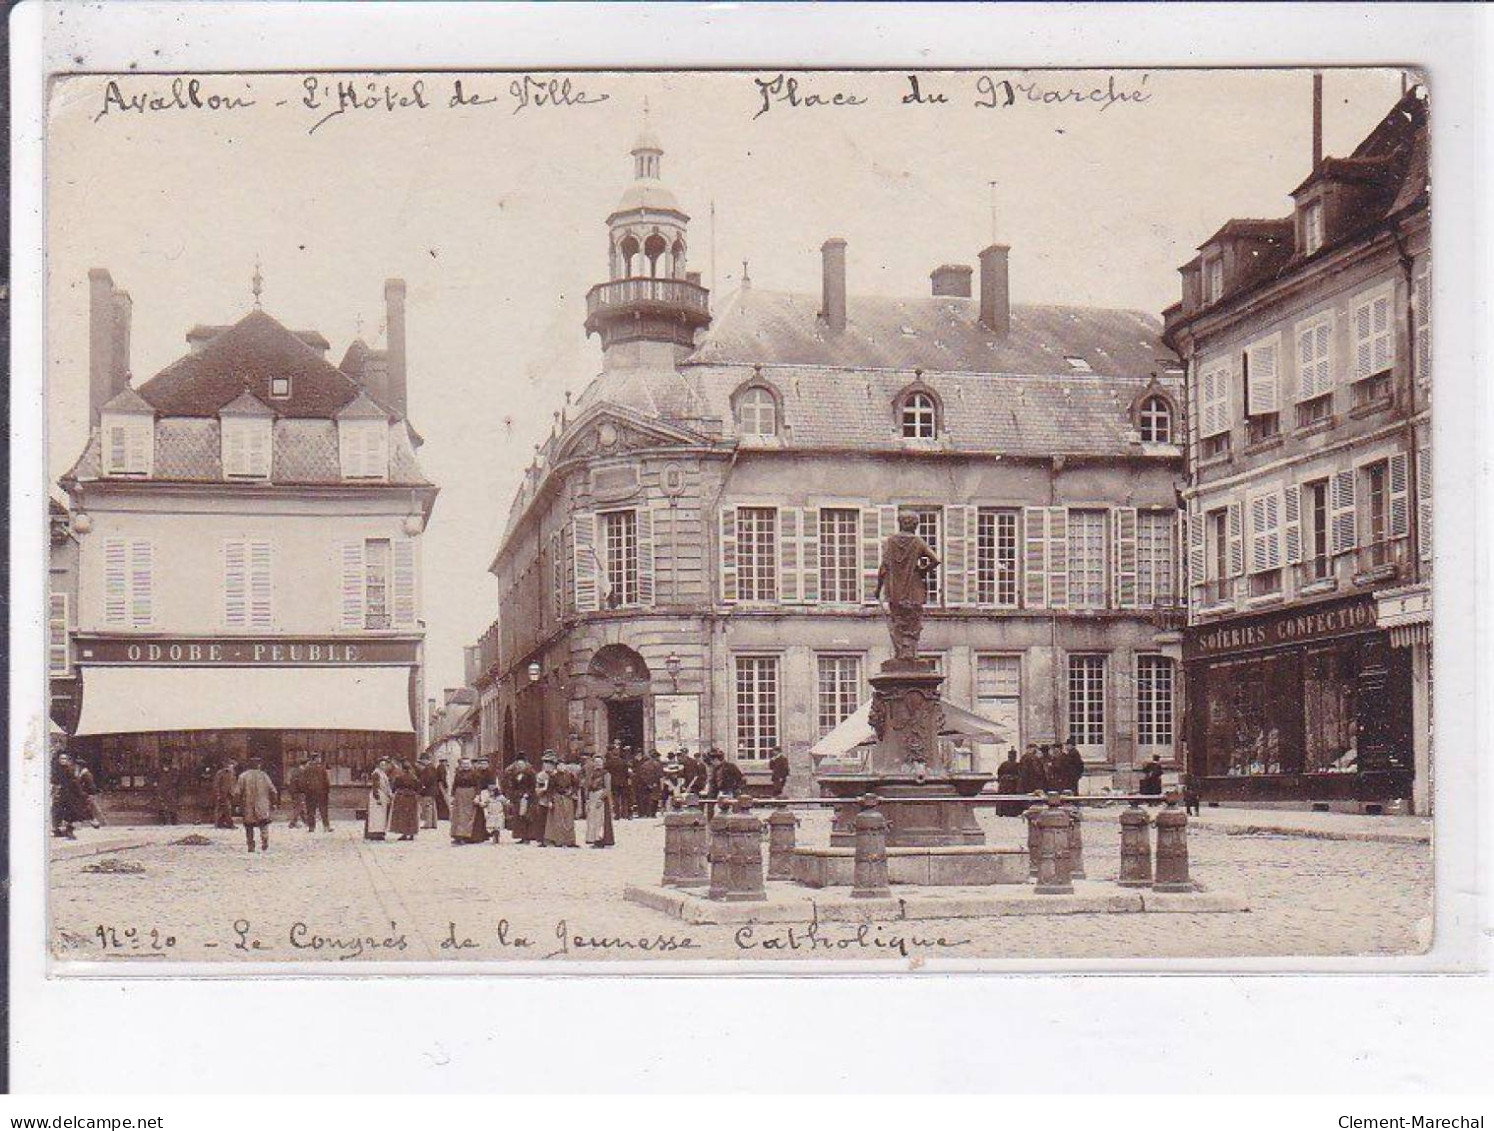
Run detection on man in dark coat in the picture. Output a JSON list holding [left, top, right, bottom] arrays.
[[152, 757, 182, 825], [632, 752, 663, 818], [1018, 744, 1047, 795], [605, 742, 632, 820], [704, 750, 746, 819], [1060, 739, 1087, 795], [1139, 757, 1165, 797], [768, 749, 790, 797], [682, 751, 709, 798], [302, 753, 332, 831], [286, 756, 308, 829], [502, 755, 538, 843], [1040, 745, 1060, 793], [995, 748, 1022, 814], [212, 759, 237, 828]]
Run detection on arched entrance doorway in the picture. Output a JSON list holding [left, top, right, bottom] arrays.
[[588, 645, 651, 753]]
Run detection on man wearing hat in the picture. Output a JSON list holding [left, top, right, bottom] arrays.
[[704, 748, 746, 820]]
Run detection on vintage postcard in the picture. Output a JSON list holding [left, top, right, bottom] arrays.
[[42, 65, 1435, 969]]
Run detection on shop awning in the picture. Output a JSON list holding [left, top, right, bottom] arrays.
[[810, 699, 1003, 760], [74, 665, 414, 737]]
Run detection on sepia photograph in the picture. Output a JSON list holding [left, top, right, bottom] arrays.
[[37, 62, 1439, 969]]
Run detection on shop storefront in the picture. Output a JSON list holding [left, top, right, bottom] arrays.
[[1184, 595, 1414, 808], [71, 635, 419, 822]]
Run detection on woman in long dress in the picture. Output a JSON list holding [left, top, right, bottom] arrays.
[[364, 759, 392, 841], [541, 754, 578, 847], [389, 761, 421, 841], [450, 758, 479, 844], [581, 754, 614, 848]]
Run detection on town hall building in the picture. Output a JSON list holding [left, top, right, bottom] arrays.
[[481, 125, 1186, 791]]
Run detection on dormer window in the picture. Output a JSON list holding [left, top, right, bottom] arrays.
[[900, 390, 939, 439], [340, 420, 389, 480], [1203, 256, 1224, 305], [1302, 200, 1325, 255], [736, 386, 779, 437], [222, 417, 272, 479], [1138, 396, 1173, 444], [103, 414, 152, 476]]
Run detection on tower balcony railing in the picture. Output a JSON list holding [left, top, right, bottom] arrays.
[[585, 276, 711, 320]]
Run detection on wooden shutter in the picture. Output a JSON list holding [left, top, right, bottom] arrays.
[[1283, 484, 1303, 564], [574, 513, 600, 612], [224, 423, 247, 476], [1417, 447, 1433, 562], [800, 507, 820, 604], [48, 593, 69, 675], [964, 505, 982, 608], [249, 423, 271, 478], [1226, 501, 1244, 578], [552, 531, 567, 620], [1186, 508, 1205, 594], [943, 504, 969, 607], [860, 506, 881, 603], [1246, 339, 1280, 415], [777, 507, 800, 604], [340, 540, 365, 628], [1330, 470, 1357, 554], [1388, 452, 1411, 540], [1297, 324, 1317, 401], [224, 540, 248, 629], [104, 538, 128, 626], [635, 507, 657, 606], [1046, 506, 1069, 608], [1112, 506, 1138, 609], [1023, 506, 1048, 609], [1354, 292, 1394, 379], [393, 538, 416, 627], [249, 540, 274, 630], [107, 425, 128, 473], [1414, 269, 1431, 382], [340, 424, 363, 479], [128, 539, 153, 628], [126, 422, 149, 474]]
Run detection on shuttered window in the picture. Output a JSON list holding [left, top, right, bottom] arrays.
[[574, 514, 600, 612], [103, 416, 151, 476], [48, 593, 70, 675], [103, 538, 154, 628], [1414, 268, 1431, 384], [340, 421, 389, 480], [900, 507, 942, 605], [1352, 287, 1395, 381], [601, 510, 641, 607], [1245, 336, 1281, 416], [1066, 509, 1107, 609], [224, 539, 274, 630], [1136, 510, 1175, 607], [1297, 312, 1334, 401], [222, 419, 272, 479], [1417, 447, 1432, 563], [364, 538, 392, 628], [1198, 358, 1233, 438]]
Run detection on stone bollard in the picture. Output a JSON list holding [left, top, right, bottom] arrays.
[[1022, 798, 1046, 878], [1118, 801, 1153, 888], [1062, 794, 1087, 880], [851, 795, 891, 900], [1153, 793, 1194, 893], [708, 799, 767, 902], [662, 795, 709, 888], [1034, 796, 1074, 895], [766, 808, 798, 881]]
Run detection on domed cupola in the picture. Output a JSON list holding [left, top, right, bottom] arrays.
[[585, 117, 711, 367]]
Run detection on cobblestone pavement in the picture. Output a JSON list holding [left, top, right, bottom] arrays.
[[49, 808, 1433, 966]]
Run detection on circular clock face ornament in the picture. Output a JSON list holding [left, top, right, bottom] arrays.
[[598, 422, 618, 449]]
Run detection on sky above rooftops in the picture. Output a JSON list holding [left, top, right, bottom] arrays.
[[47, 68, 1407, 693]]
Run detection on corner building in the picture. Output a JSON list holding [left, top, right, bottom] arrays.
[[58, 273, 438, 821], [488, 127, 1186, 792], [1164, 86, 1430, 812]]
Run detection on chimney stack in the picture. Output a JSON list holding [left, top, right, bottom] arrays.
[[111, 289, 133, 392], [820, 238, 847, 333], [1312, 71, 1323, 173], [978, 244, 1011, 335], [88, 269, 118, 424], [930, 264, 973, 298], [383, 278, 407, 417]]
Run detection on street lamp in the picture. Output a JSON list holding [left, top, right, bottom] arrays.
[[665, 651, 682, 691]]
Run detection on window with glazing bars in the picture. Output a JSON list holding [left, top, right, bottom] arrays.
[[976, 508, 1019, 606], [1136, 655, 1174, 747], [1067, 509, 1107, 608], [734, 655, 779, 761], [601, 510, 639, 607], [736, 506, 778, 602], [1067, 655, 1106, 747], [816, 654, 862, 737], [818, 508, 860, 603], [1136, 511, 1175, 606]]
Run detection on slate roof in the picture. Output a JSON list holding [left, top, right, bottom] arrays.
[[100, 385, 155, 414], [63, 418, 431, 486], [688, 288, 1169, 377], [138, 309, 376, 419]]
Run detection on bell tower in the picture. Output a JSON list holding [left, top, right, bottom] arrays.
[[584, 119, 711, 369]]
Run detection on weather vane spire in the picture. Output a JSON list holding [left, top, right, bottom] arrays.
[[251, 258, 264, 309]]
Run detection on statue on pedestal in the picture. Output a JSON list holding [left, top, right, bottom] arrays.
[[874, 512, 941, 664]]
